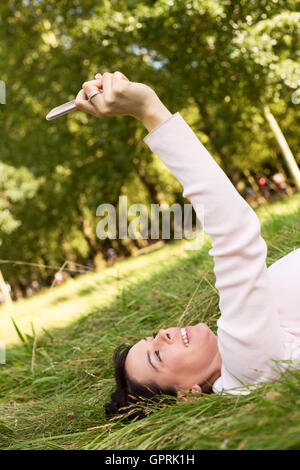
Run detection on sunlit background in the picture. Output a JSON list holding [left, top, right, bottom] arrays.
[[0, 0, 299, 300]]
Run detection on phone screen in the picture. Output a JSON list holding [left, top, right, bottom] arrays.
[[46, 99, 76, 120]]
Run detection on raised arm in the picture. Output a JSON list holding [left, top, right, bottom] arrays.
[[75, 72, 284, 390], [142, 112, 284, 389]]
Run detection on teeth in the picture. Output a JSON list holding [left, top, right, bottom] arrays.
[[181, 328, 189, 347]]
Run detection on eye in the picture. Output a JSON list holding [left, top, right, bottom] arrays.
[[155, 350, 162, 362]]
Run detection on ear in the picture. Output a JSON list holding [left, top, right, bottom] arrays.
[[176, 384, 202, 401], [176, 391, 187, 401], [190, 384, 202, 394]]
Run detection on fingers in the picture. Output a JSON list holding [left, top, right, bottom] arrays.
[[80, 74, 113, 115], [82, 78, 103, 90], [113, 71, 130, 82], [75, 88, 99, 116], [77, 77, 105, 115], [112, 71, 130, 94], [81, 79, 103, 99], [81, 72, 114, 116], [102, 72, 114, 105], [76, 71, 131, 118], [96, 70, 129, 83]]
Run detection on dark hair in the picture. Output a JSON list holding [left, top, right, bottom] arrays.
[[105, 344, 177, 421]]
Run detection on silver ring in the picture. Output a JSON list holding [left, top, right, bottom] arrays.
[[88, 89, 103, 102]]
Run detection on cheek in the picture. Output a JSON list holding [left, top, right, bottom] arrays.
[[166, 349, 197, 374]]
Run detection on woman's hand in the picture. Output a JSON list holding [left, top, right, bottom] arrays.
[[75, 71, 154, 120], [75, 71, 172, 132]]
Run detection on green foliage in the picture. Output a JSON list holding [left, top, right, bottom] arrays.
[[0, 0, 299, 293], [0, 193, 299, 449], [0, 163, 39, 244]]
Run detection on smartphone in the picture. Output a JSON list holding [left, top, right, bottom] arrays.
[[46, 99, 77, 120], [46, 88, 104, 120]]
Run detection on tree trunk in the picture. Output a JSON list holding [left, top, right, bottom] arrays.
[[262, 101, 300, 191], [137, 161, 167, 205], [194, 99, 229, 165], [0, 268, 12, 306]]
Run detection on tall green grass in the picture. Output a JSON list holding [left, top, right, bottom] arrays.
[[0, 192, 299, 450]]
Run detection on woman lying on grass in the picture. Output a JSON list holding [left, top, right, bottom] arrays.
[[75, 71, 300, 420]]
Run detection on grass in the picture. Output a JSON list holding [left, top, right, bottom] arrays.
[[0, 192, 300, 450]]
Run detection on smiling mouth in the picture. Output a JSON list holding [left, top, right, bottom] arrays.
[[180, 327, 189, 347]]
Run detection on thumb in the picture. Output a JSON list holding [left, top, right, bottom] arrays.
[[75, 88, 99, 116]]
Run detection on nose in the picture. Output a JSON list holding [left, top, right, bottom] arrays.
[[157, 329, 173, 344]]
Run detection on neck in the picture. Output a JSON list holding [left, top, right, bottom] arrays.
[[200, 351, 222, 392]]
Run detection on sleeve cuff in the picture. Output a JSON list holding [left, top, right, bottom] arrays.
[[143, 112, 180, 145]]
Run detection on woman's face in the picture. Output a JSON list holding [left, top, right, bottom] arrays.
[[125, 323, 221, 393]]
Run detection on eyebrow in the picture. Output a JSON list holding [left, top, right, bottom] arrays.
[[147, 350, 159, 371], [143, 338, 159, 372]]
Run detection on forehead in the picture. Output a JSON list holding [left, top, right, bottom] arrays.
[[125, 339, 152, 384]]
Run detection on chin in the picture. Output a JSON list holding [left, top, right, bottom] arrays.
[[193, 322, 214, 339], [194, 322, 210, 331], [192, 323, 217, 358]]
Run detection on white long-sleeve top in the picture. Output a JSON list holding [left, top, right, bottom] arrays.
[[143, 112, 300, 394]]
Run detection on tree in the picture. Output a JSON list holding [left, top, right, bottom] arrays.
[[0, 0, 299, 295]]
